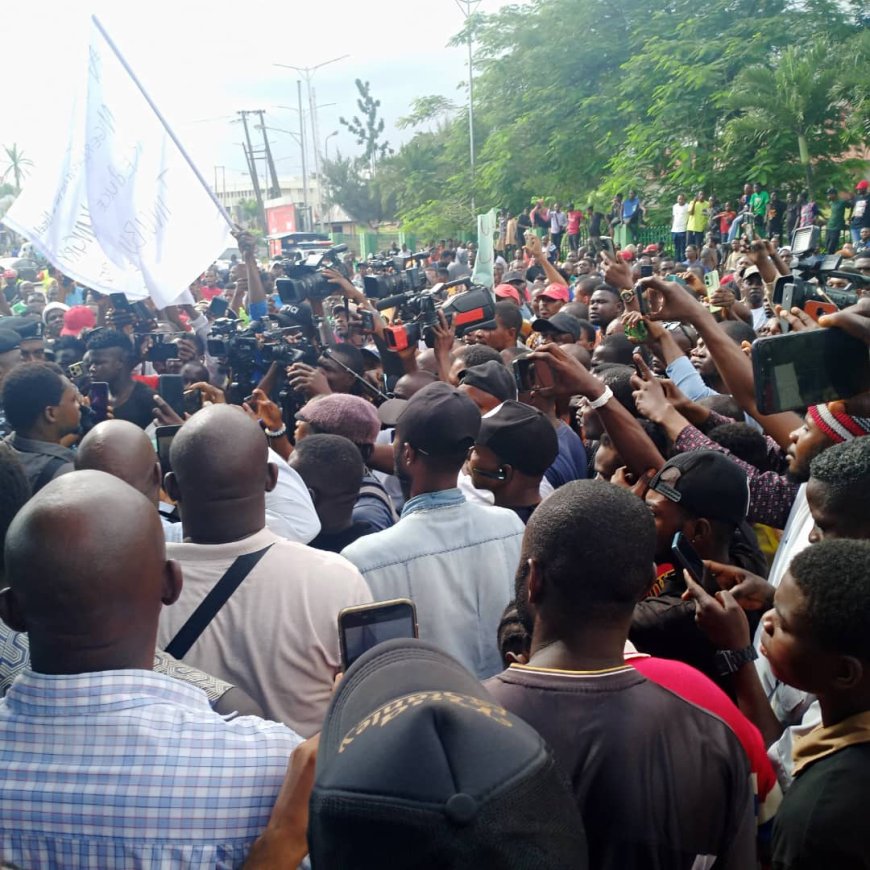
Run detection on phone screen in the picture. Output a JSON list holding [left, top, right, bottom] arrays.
[[752, 330, 870, 415], [156, 424, 182, 477], [640, 264, 653, 278], [158, 374, 185, 417], [109, 292, 131, 310], [209, 296, 229, 317], [671, 532, 705, 583], [88, 382, 110, 423], [339, 599, 418, 670]]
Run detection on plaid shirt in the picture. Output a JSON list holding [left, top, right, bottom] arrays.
[[674, 417, 800, 530], [0, 669, 301, 869]]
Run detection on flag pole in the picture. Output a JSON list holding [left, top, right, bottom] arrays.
[[91, 15, 235, 229]]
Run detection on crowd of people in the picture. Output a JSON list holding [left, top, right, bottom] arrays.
[[0, 173, 869, 869]]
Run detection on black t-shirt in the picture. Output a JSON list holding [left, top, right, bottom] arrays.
[[486, 665, 755, 870], [516, 214, 532, 246], [773, 742, 870, 868], [767, 201, 784, 231], [511, 504, 538, 525], [113, 380, 158, 429], [309, 521, 376, 553], [589, 212, 604, 235]]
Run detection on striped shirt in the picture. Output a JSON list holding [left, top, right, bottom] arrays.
[[0, 669, 301, 869]]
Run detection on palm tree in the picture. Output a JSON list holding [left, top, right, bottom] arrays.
[[1, 144, 33, 193], [723, 39, 847, 196]]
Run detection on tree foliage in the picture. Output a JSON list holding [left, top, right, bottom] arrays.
[[2, 144, 32, 194], [327, 0, 868, 236]]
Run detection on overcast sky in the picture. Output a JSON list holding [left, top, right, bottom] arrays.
[[4, 0, 521, 190]]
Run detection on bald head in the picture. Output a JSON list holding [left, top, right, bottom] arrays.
[[76, 420, 162, 505], [1, 471, 180, 674], [165, 405, 277, 544], [394, 370, 437, 399]]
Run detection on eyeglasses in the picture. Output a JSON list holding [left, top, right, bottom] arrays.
[[471, 465, 507, 481]]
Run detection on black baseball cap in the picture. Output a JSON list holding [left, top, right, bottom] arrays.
[[531, 312, 581, 341], [459, 360, 517, 403], [3, 315, 43, 341], [503, 269, 526, 285], [0, 329, 21, 354], [477, 400, 559, 475], [309, 639, 589, 869], [648, 450, 749, 526], [395, 381, 481, 456]]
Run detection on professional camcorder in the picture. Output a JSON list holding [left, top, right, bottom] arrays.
[[772, 226, 869, 316], [275, 244, 350, 304], [363, 252, 430, 299], [377, 281, 496, 351]]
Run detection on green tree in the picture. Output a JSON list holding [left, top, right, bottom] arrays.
[[722, 37, 861, 196], [339, 79, 393, 175], [2, 144, 32, 193], [321, 153, 395, 229]]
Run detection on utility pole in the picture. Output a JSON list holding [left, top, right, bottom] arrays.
[[455, 0, 481, 213], [237, 111, 264, 226], [298, 81, 309, 231], [255, 109, 282, 199]]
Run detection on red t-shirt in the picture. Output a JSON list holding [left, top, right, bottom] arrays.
[[719, 211, 736, 235], [567, 210, 584, 235], [627, 650, 780, 821]]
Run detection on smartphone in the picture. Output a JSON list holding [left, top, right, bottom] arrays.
[[209, 296, 229, 318], [109, 292, 131, 310], [88, 382, 110, 424], [672, 531, 705, 584], [158, 374, 185, 418], [338, 599, 418, 671], [666, 274, 689, 288], [640, 264, 654, 278], [183, 388, 203, 415], [512, 357, 554, 392], [67, 361, 84, 380], [360, 310, 375, 332], [600, 236, 616, 258], [752, 329, 870, 415], [703, 271, 720, 294], [131, 301, 153, 323], [634, 284, 648, 316], [156, 424, 182, 478]]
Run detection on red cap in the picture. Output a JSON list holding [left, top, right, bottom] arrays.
[[643, 244, 658, 254], [60, 305, 97, 337], [494, 283, 522, 304], [539, 283, 570, 302], [619, 250, 634, 261], [3, 269, 17, 279], [857, 180, 869, 191]]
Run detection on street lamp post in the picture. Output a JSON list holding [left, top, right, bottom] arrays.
[[455, 0, 481, 213], [325, 130, 339, 162], [275, 55, 349, 233]]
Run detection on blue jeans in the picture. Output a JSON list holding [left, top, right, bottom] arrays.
[[672, 232, 687, 261]]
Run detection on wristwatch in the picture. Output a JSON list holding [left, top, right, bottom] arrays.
[[714, 645, 758, 676]]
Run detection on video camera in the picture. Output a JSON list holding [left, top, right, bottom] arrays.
[[377, 280, 496, 351], [363, 252, 430, 299], [772, 226, 868, 316], [275, 244, 350, 304]]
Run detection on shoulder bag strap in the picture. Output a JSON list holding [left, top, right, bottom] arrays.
[[165, 544, 273, 660]]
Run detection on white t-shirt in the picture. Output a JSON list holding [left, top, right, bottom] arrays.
[[157, 527, 372, 736], [672, 203, 689, 233], [162, 448, 320, 545]]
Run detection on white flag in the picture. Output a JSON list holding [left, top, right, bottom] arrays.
[[3, 16, 233, 309]]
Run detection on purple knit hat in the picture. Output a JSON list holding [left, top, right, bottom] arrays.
[[297, 394, 380, 446]]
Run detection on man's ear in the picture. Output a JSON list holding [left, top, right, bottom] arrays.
[[833, 655, 864, 692], [527, 558, 544, 606], [265, 462, 279, 494], [161, 560, 183, 607], [150, 459, 162, 493], [0, 586, 27, 633], [164, 471, 180, 503], [689, 517, 713, 547]]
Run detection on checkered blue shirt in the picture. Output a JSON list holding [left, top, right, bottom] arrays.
[[0, 668, 302, 869]]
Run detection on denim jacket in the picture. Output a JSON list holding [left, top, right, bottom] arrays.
[[341, 488, 525, 678]]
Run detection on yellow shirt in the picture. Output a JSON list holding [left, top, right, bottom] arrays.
[[687, 200, 710, 233]]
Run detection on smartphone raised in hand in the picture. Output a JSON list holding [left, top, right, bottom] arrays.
[[672, 531, 705, 584], [338, 599, 418, 671], [158, 374, 185, 418], [512, 357, 554, 393], [88, 382, 110, 424], [752, 329, 870, 415]]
